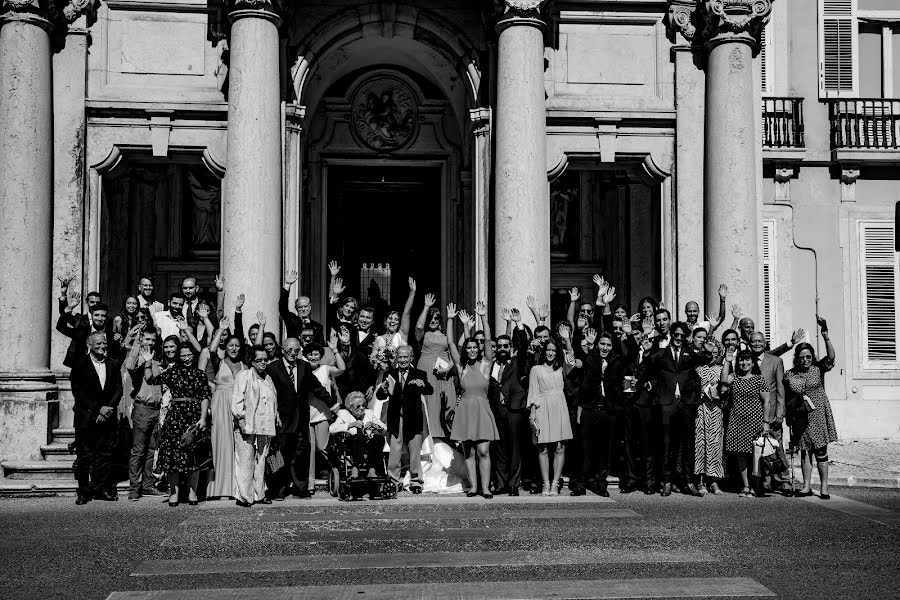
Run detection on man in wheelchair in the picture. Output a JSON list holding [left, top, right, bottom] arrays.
[[328, 391, 394, 500]]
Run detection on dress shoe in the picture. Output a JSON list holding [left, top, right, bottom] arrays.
[[94, 490, 118, 502], [660, 483, 672, 497], [494, 486, 510, 495], [820, 493, 831, 500], [466, 491, 478, 498], [619, 484, 635, 494], [235, 500, 252, 507], [570, 488, 586, 497], [481, 493, 493, 500], [75, 494, 90, 506], [596, 488, 610, 498], [256, 498, 272, 505], [410, 487, 422, 495], [508, 488, 519, 497], [141, 488, 165, 497], [273, 492, 288, 502], [188, 500, 199, 506], [292, 491, 313, 499], [685, 483, 702, 497], [127, 490, 141, 501]]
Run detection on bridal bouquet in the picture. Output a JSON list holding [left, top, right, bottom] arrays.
[[370, 345, 395, 371]]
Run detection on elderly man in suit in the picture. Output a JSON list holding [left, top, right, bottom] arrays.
[[490, 333, 529, 496], [636, 321, 709, 497], [749, 331, 792, 494], [70, 331, 123, 505], [266, 336, 331, 499], [376, 345, 434, 494]]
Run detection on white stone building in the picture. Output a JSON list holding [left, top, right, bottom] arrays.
[[0, 0, 898, 485]]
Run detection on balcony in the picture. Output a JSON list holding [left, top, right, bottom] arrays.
[[829, 99, 900, 163], [762, 97, 805, 148]]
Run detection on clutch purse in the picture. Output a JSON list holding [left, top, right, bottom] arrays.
[[180, 423, 212, 471]]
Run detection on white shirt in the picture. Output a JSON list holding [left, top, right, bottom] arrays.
[[138, 295, 164, 315], [153, 311, 181, 341], [90, 355, 107, 389], [672, 347, 682, 398], [182, 298, 206, 340]]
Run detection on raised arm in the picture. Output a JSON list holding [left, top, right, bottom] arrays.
[[445, 303, 462, 370], [198, 303, 215, 342], [525, 295, 540, 326], [501, 308, 513, 337], [566, 287, 579, 326], [399, 277, 416, 339], [327, 261, 342, 304], [415, 293, 436, 343], [729, 304, 741, 332], [233, 294, 245, 341], [709, 284, 728, 332], [255, 311, 267, 346], [208, 315, 229, 351], [326, 333, 346, 377], [475, 301, 493, 365], [819, 316, 836, 363], [176, 317, 203, 353], [215, 274, 225, 319]]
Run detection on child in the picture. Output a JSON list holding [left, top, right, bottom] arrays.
[[329, 391, 388, 478]]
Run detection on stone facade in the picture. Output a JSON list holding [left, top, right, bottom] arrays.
[[0, 0, 898, 469]]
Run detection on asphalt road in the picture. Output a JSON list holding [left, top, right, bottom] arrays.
[[1, 486, 898, 600]]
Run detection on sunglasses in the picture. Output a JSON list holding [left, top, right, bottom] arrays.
[[497, 343, 511, 349], [672, 333, 685, 339]]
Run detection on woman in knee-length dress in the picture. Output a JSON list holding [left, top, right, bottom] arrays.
[[206, 329, 246, 499], [414, 295, 457, 439], [446, 302, 498, 499], [722, 348, 771, 498], [527, 338, 575, 497], [785, 316, 838, 499]]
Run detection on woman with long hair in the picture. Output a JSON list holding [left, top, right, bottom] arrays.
[[527, 337, 575, 496], [692, 329, 725, 494], [785, 316, 838, 499], [415, 293, 457, 439], [721, 348, 771, 497], [205, 319, 246, 499], [372, 277, 417, 353], [446, 301, 498, 498], [631, 296, 659, 336]]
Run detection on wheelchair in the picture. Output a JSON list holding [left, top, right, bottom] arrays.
[[327, 431, 398, 501]]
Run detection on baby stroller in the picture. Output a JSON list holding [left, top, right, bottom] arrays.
[[327, 431, 398, 501]]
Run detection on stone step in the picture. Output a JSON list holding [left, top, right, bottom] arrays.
[[40, 443, 76, 461], [0, 479, 129, 496], [1, 460, 74, 480], [52, 428, 75, 445]]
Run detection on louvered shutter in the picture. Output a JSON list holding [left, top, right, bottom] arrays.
[[760, 24, 773, 95], [860, 222, 899, 367], [818, 0, 858, 98], [762, 221, 775, 341]]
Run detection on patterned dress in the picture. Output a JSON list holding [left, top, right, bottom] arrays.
[[694, 364, 724, 477], [785, 359, 838, 451], [526, 365, 573, 444], [417, 330, 457, 438], [725, 374, 767, 454], [148, 363, 212, 474]]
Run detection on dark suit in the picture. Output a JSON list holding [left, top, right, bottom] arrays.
[[56, 312, 119, 369], [636, 345, 707, 486], [376, 367, 433, 489], [266, 359, 330, 495], [490, 352, 529, 491], [70, 355, 123, 496], [279, 288, 324, 341]]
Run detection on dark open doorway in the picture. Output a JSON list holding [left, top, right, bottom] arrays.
[[327, 166, 442, 318]]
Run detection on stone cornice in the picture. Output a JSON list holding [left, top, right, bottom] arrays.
[[666, 0, 773, 54], [0, 0, 98, 30]]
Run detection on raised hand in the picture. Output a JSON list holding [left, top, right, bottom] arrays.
[[67, 291, 81, 310], [602, 286, 617, 305], [446, 303, 458, 319], [630, 313, 642, 323], [585, 327, 597, 345], [525, 295, 536, 310], [731, 304, 742, 319], [569, 287, 580, 302], [538, 304, 550, 321], [328, 331, 339, 351], [791, 328, 806, 345], [256, 311, 266, 328], [140, 347, 153, 364], [338, 325, 351, 345], [510, 308, 521, 323], [474, 300, 487, 316], [215, 274, 224, 291], [328, 261, 340, 277], [705, 313, 714, 323], [408, 277, 417, 292], [424, 293, 436, 308], [501, 308, 511, 322], [285, 269, 299, 286], [219, 315, 230, 331], [704, 340, 717, 355], [332, 277, 346, 297], [718, 284, 728, 299], [558, 323, 571, 341], [458, 309, 471, 325], [175, 316, 188, 331], [594, 276, 609, 297], [58, 273, 75, 289], [816, 315, 828, 332], [621, 321, 633, 334], [576, 316, 587, 330], [235, 293, 245, 310], [197, 303, 210, 319], [127, 324, 143, 337]]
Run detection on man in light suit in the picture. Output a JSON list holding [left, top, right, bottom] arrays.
[[375, 345, 434, 493], [70, 332, 123, 504], [749, 331, 792, 494]]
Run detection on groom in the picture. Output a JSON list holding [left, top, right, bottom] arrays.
[[375, 345, 433, 493]]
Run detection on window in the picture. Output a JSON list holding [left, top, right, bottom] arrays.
[[819, 0, 859, 97], [859, 221, 899, 368], [762, 221, 776, 342]]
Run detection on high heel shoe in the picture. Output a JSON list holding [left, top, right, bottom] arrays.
[[466, 491, 478, 498], [550, 481, 560, 496], [541, 482, 551, 496]]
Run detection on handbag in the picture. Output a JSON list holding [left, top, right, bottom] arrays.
[[179, 423, 212, 471], [266, 448, 285, 474], [752, 433, 783, 476]]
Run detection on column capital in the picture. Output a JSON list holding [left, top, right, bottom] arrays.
[[228, 0, 290, 26], [666, 0, 773, 55], [1, 0, 97, 31], [492, 0, 549, 33]]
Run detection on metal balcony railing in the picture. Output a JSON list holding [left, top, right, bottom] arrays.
[[762, 97, 805, 148], [829, 98, 900, 149]]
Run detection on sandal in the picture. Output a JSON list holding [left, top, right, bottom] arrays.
[[738, 487, 753, 498], [541, 481, 551, 496]]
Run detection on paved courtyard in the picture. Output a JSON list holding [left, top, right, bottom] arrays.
[[2, 487, 899, 600]]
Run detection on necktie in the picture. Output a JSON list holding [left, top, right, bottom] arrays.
[[289, 363, 295, 385], [400, 370, 407, 390]]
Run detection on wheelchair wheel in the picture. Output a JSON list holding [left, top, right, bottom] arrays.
[[338, 481, 352, 501], [382, 480, 398, 499], [328, 467, 340, 498]]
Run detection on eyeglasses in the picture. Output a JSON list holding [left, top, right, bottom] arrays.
[[672, 333, 685, 339], [497, 344, 511, 349], [252, 358, 267, 364]]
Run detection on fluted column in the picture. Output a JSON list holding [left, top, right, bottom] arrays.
[[0, 0, 96, 461], [493, 1, 549, 326], [222, 0, 285, 328]]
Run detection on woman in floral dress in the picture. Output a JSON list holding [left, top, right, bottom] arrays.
[[692, 330, 725, 494]]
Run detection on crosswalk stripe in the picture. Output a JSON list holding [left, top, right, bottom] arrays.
[[131, 548, 716, 576], [251, 508, 640, 523], [799, 494, 900, 527], [108, 577, 774, 599]]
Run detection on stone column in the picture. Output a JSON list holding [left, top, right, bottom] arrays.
[[222, 0, 285, 328], [0, 0, 95, 461], [282, 103, 304, 336], [470, 108, 492, 309], [669, 0, 772, 320], [493, 1, 549, 327]]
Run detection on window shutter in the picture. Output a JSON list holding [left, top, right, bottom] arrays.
[[761, 221, 775, 341], [860, 222, 899, 367], [760, 23, 773, 95], [818, 0, 858, 97]]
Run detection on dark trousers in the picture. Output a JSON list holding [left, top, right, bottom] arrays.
[[493, 406, 526, 490], [343, 433, 386, 475], [128, 402, 160, 492], [270, 427, 311, 495], [575, 406, 620, 491], [768, 421, 791, 489], [659, 402, 695, 485], [625, 403, 656, 488], [74, 420, 117, 495]]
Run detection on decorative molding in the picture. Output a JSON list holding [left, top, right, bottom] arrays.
[[202, 148, 226, 178], [666, 0, 699, 43], [547, 154, 568, 181], [470, 107, 491, 137], [228, 0, 289, 26], [148, 114, 173, 158], [840, 167, 860, 203], [349, 76, 420, 153], [665, 0, 773, 55], [773, 164, 795, 203], [642, 154, 672, 182], [0, 0, 98, 30], [595, 120, 621, 163], [493, 0, 549, 31]]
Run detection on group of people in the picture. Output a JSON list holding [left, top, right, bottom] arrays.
[[58, 262, 839, 506]]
